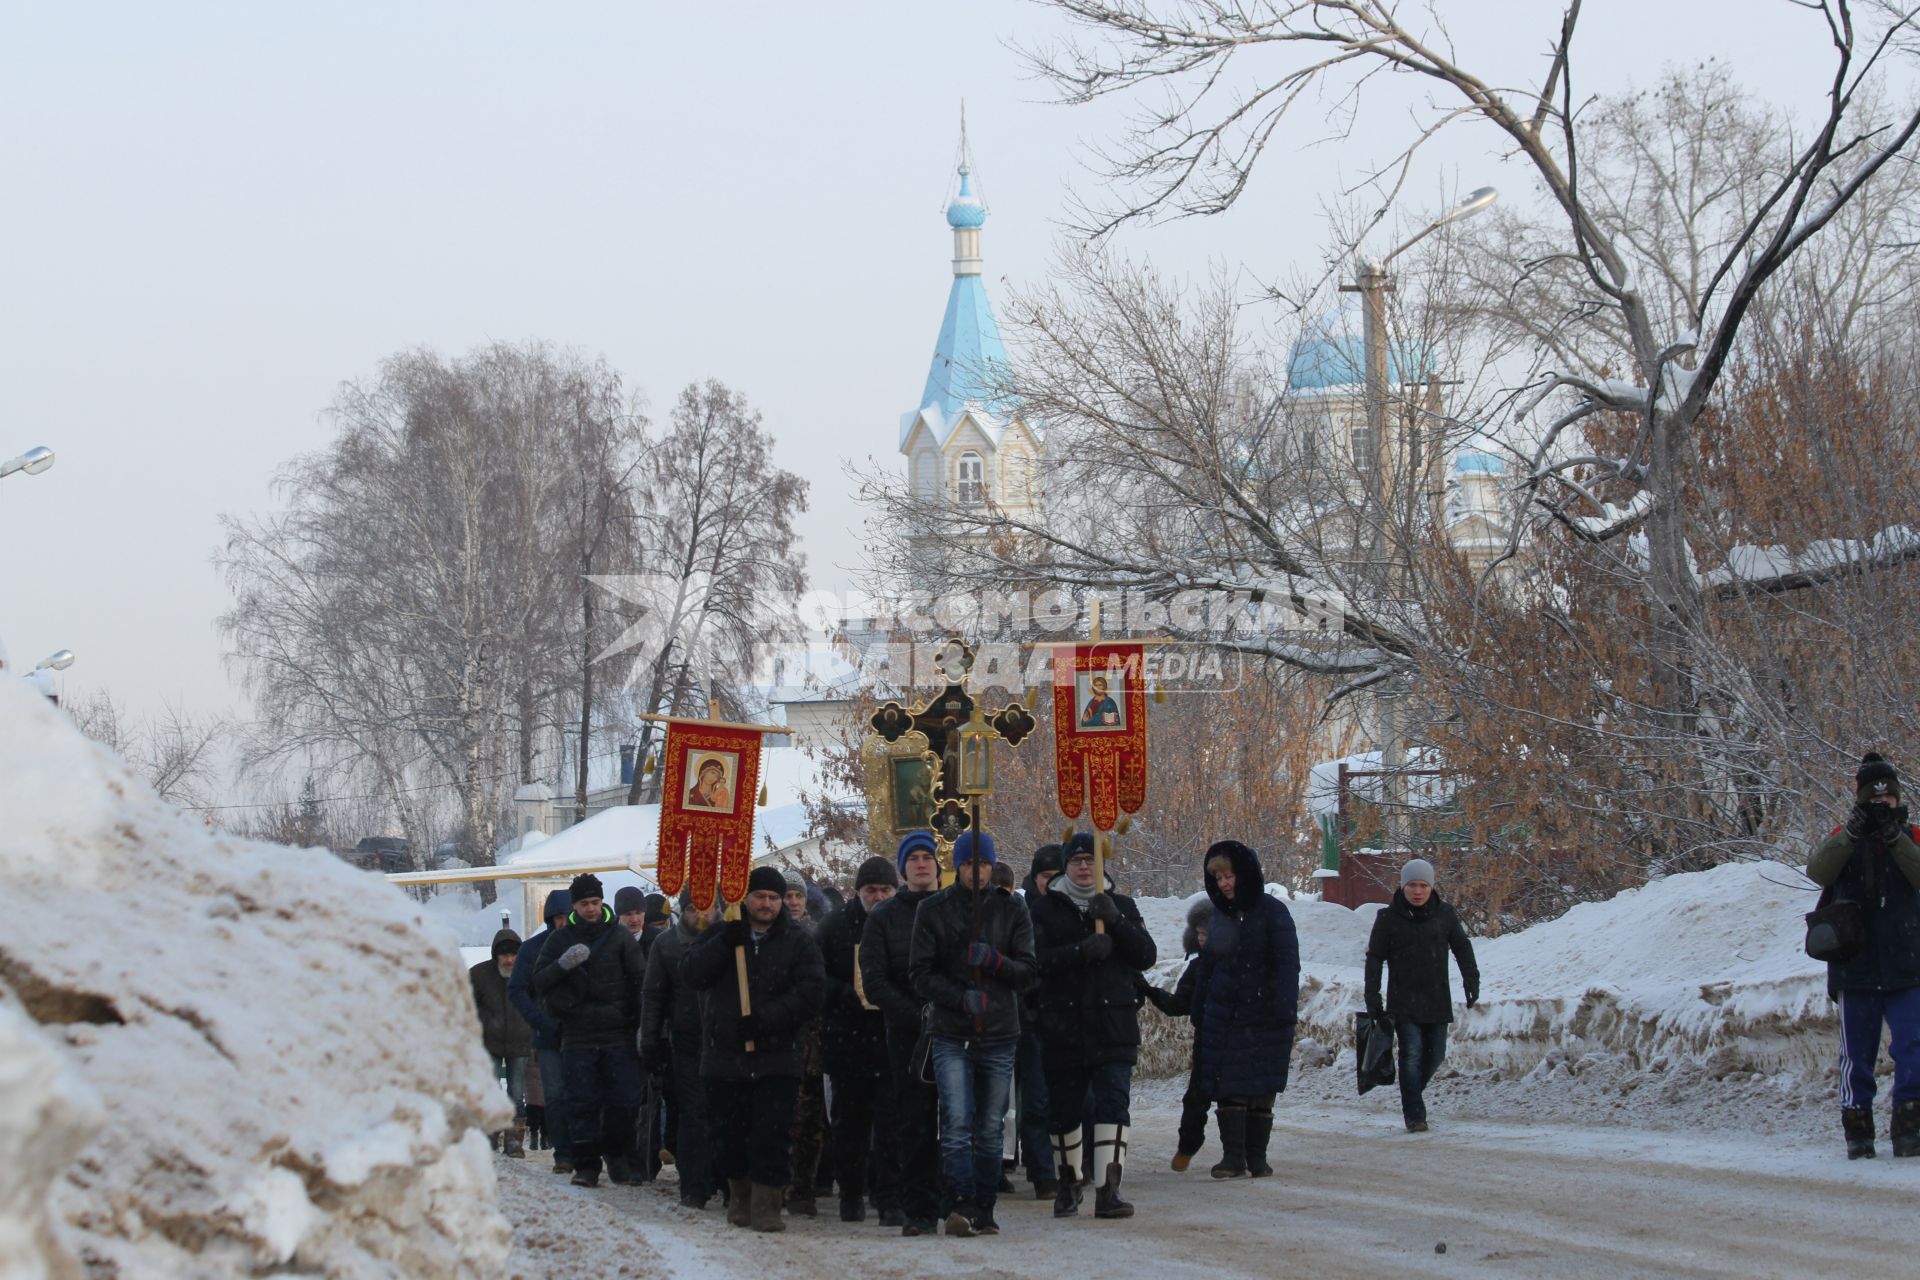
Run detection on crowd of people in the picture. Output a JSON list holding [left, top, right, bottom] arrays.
[[464, 827, 1498, 1237], [455, 750, 1920, 1223]]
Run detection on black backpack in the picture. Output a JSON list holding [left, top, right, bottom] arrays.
[[1804, 884, 1866, 963]]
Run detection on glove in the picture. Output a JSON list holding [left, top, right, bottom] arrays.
[[1080, 933, 1114, 963], [1143, 985, 1175, 1014], [962, 989, 990, 1016], [556, 943, 591, 972], [1365, 994, 1385, 1021], [724, 918, 750, 948], [1089, 893, 1120, 925], [966, 941, 1006, 975], [1891, 804, 1911, 835], [1846, 802, 1886, 839], [737, 1014, 759, 1047], [1465, 985, 1479, 1009]]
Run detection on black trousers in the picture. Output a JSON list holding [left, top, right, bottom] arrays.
[[669, 1039, 714, 1201], [886, 1025, 942, 1224], [829, 1067, 899, 1210], [708, 1073, 800, 1188], [561, 1043, 643, 1176]]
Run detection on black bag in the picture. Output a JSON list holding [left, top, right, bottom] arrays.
[[1805, 885, 1866, 963], [1355, 1012, 1395, 1095]]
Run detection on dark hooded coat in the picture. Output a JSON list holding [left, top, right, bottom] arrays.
[[469, 930, 533, 1060], [639, 912, 708, 1062], [506, 890, 571, 1053], [530, 903, 649, 1050], [1192, 842, 1299, 1098], [684, 906, 825, 1080]]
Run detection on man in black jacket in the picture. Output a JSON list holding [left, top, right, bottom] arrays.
[[1015, 844, 1065, 1198], [469, 929, 532, 1158], [1030, 833, 1156, 1218], [1807, 752, 1920, 1158], [860, 831, 945, 1236], [1364, 857, 1480, 1134], [817, 855, 902, 1222], [910, 829, 1037, 1237], [530, 874, 648, 1187], [685, 864, 826, 1232], [641, 891, 716, 1207]]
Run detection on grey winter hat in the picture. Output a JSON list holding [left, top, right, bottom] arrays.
[[783, 869, 806, 893], [1400, 858, 1436, 888]]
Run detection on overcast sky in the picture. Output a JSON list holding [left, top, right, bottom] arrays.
[[0, 1, 1864, 733]]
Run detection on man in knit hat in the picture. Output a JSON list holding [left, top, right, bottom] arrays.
[[641, 889, 717, 1208], [1808, 751, 1920, 1158], [862, 830, 946, 1235], [783, 869, 812, 927], [910, 829, 1037, 1236], [1029, 832, 1156, 1218], [1364, 856, 1479, 1134], [816, 854, 903, 1221], [685, 864, 825, 1231], [775, 864, 831, 1216], [615, 885, 649, 939], [470, 928, 532, 1158], [530, 873, 649, 1186], [508, 888, 574, 1172]]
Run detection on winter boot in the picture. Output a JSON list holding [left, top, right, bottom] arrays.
[[1210, 1104, 1248, 1178], [489, 1130, 502, 1153], [726, 1178, 752, 1228], [879, 1207, 906, 1228], [605, 1155, 636, 1185], [750, 1183, 786, 1232], [785, 1189, 817, 1217], [1893, 1101, 1920, 1158], [1092, 1124, 1134, 1219], [570, 1165, 600, 1188], [503, 1127, 526, 1159], [839, 1196, 866, 1223], [1033, 1177, 1059, 1200], [972, 1204, 1000, 1235], [1170, 1149, 1195, 1172], [1246, 1103, 1274, 1177], [1050, 1132, 1084, 1217], [944, 1201, 977, 1237]]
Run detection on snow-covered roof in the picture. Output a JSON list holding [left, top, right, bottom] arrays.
[[500, 804, 659, 871]]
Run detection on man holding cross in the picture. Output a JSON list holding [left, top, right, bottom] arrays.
[[684, 864, 825, 1232], [910, 830, 1037, 1237]]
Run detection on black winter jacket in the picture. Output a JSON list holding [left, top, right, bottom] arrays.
[[860, 885, 940, 1039], [1030, 890, 1156, 1067], [910, 883, 1037, 1043], [469, 945, 533, 1061], [1192, 842, 1300, 1098], [817, 899, 889, 1077], [684, 909, 825, 1081], [1364, 890, 1479, 1025], [639, 915, 708, 1063], [506, 927, 563, 1053], [529, 906, 648, 1049], [1809, 824, 1920, 996]]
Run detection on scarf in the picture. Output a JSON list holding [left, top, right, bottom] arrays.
[[1058, 873, 1098, 914]]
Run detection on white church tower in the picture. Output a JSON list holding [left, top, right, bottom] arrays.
[[898, 131, 1042, 521]]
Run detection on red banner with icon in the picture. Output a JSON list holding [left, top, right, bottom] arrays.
[[655, 722, 766, 909], [1052, 644, 1148, 831]]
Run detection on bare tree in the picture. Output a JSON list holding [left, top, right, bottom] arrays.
[[67, 689, 227, 811]]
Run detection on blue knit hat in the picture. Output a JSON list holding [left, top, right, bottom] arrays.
[[896, 830, 938, 872], [953, 829, 996, 867]]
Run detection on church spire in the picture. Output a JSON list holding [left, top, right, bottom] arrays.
[[945, 104, 986, 277]]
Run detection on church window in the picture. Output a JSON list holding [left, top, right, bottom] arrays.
[[1349, 426, 1374, 473], [957, 451, 985, 504]]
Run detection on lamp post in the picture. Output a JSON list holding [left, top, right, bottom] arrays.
[[1340, 187, 1495, 849], [0, 446, 55, 480]]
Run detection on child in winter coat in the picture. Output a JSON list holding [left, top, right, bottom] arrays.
[[1145, 898, 1215, 1169], [1364, 857, 1480, 1132]]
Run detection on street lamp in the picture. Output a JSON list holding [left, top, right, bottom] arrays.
[[1339, 186, 1495, 851], [34, 649, 75, 673], [0, 446, 55, 480]]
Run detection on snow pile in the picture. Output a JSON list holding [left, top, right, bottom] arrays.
[[0, 679, 511, 1278], [1137, 862, 1833, 1085]]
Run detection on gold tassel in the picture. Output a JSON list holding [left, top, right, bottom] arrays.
[[1062, 824, 1076, 844], [1117, 815, 1132, 835], [1152, 683, 1166, 704], [757, 781, 769, 806], [1024, 686, 1039, 710]]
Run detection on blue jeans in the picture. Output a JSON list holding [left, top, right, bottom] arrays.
[[490, 1055, 527, 1121], [1396, 1021, 1448, 1122], [1839, 986, 1920, 1109], [1016, 1029, 1052, 1183], [1044, 1060, 1133, 1134], [537, 1047, 573, 1161], [930, 1036, 1016, 1211]]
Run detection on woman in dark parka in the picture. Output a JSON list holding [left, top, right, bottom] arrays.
[[1191, 840, 1299, 1179]]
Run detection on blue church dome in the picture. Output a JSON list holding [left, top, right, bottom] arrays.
[[946, 165, 986, 229], [1284, 302, 1431, 391]]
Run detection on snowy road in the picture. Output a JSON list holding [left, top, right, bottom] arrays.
[[499, 1086, 1920, 1279]]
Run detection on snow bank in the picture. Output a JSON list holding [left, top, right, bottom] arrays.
[[0, 679, 511, 1277], [1137, 861, 1833, 1085]]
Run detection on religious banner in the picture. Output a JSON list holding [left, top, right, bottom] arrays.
[[654, 721, 768, 909], [1052, 643, 1148, 831]]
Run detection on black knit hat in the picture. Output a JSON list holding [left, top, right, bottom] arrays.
[[644, 892, 670, 921], [568, 873, 604, 902], [747, 865, 789, 898], [612, 886, 646, 916], [1857, 752, 1901, 802], [855, 855, 901, 890]]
